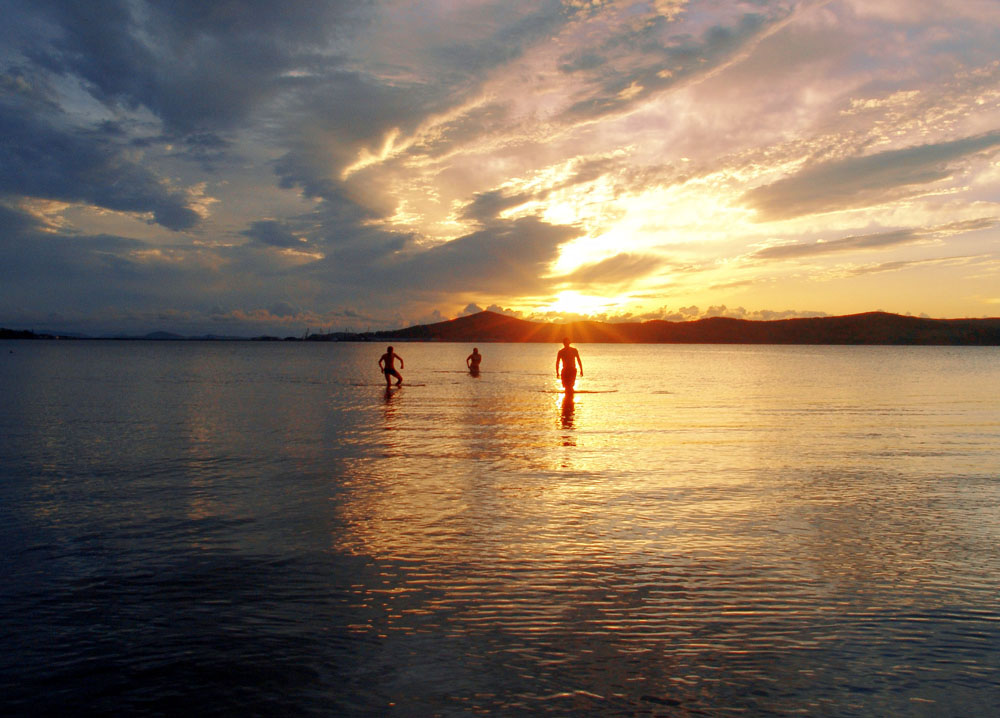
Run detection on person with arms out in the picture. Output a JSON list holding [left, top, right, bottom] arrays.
[[466, 347, 482, 375], [379, 346, 404, 387], [555, 338, 583, 392]]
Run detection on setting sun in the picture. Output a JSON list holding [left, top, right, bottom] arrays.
[[541, 290, 626, 316]]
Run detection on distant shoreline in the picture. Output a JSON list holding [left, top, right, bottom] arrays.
[[5, 310, 1000, 345]]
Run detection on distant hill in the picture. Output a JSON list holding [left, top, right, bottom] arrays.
[[321, 310, 1000, 345], [138, 331, 186, 340], [7, 311, 1000, 344], [1, 328, 271, 341], [1, 328, 57, 340]]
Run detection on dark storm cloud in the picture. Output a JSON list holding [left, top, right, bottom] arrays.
[[0, 202, 158, 310], [0, 95, 201, 230], [23, 0, 366, 134], [743, 131, 1000, 221], [241, 220, 303, 248], [2, 0, 373, 231], [166, 132, 233, 168]]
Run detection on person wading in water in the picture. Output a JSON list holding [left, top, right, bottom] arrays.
[[466, 347, 482, 375], [555, 338, 583, 392], [379, 346, 404, 387]]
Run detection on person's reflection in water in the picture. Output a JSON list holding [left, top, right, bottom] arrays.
[[561, 393, 575, 430], [382, 385, 399, 433]]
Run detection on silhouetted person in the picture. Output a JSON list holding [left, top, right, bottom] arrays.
[[379, 346, 404, 387], [466, 347, 482, 374], [555, 337, 582, 391]]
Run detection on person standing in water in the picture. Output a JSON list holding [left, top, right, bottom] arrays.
[[466, 347, 482, 374], [379, 346, 404, 387], [555, 337, 583, 391]]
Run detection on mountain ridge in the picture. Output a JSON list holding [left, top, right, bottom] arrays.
[[6, 310, 1000, 344], [338, 310, 1000, 345]]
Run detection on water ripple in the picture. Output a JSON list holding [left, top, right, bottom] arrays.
[[2, 341, 998, 715]]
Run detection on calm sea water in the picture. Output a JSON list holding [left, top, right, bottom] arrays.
[[1, 340, 998, 716]]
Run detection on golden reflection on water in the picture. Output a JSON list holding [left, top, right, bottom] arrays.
[[559, 393, 575, 429], [332, 343, 1000, 637], [337, 370, 751, 570], [4, 342, 999, 714]]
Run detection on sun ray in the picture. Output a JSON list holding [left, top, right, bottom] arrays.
[[539, 290, 630, 317]]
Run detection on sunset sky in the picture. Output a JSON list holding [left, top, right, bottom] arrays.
[[3, 0, 1000, 335]]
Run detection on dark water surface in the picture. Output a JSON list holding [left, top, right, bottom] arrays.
[[1, 341, 998, 716]]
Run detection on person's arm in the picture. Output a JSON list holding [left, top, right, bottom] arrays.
[[398, 355, 404, 369], [576, 350, 583, 375], [378, 356, 385, 370]]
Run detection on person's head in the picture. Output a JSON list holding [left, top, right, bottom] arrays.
[[387, 346, 394, 353], [562, 337, 571, 347], [473, 347, 479, 353]]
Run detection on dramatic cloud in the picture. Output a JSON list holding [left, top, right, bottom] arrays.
[[461, 189, 535, 223], [23, 0, 365, 134], [389, 217, 580, 296], [755, 229, 925, 260], [743, 132, 1000, 221], [2, 0, 1000, 335], [846, 255, 987, 277], [754, 218, 999, 260], [563, 253, 668, 285], [0, 89, 201, 230], [241, 220, 306, 249], [561, 7, 786, 122]]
